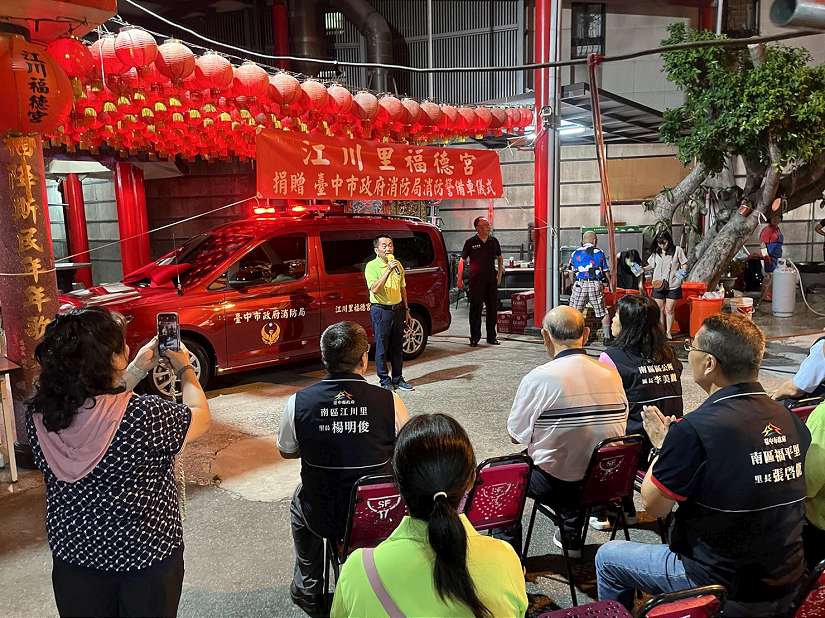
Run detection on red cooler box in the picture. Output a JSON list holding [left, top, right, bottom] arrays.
[[511, 313, 528, 334], [497, 310, 512, 334], [512, 290, 535, 317]]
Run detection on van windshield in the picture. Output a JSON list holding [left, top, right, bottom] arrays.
[[164, 231, 252, 286]]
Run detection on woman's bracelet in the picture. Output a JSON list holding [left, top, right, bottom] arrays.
[[176, 364, 195, 380]]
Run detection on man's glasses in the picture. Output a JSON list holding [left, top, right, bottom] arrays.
[[684, 339, 714, 357]]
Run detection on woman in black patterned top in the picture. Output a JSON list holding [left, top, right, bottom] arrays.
[[26, 307, 211, 617]]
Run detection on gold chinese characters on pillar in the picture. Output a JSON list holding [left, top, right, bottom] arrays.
[[0, 134, 58, 436]]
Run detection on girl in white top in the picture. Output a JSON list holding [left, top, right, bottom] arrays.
[[645, 231, 688, 339]]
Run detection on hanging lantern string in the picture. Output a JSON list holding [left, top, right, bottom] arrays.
[[102, 15, 484, 109], [54, 195, 257, 264], [0, 267, 57, 278], [122, 0, 821, 74]]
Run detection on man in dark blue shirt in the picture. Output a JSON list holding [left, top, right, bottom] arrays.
[[458, 217, 504, 346], [596, 314, 811, 617]]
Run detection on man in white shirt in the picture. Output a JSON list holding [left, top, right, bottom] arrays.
[[507, 306, 628, 557]]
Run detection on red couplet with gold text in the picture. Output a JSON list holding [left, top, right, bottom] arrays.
[[255, 129, 503, 201]]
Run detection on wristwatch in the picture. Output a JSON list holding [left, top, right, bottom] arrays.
[[176, 364, 195, 380]]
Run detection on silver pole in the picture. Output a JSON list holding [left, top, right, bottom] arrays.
[[427, 0, 434, 98], [716, 0, 725, 34], [548, 0, 562, 308]]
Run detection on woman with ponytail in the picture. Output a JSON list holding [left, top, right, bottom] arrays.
[[331, 413, 527, 617], [26, 307, 211, 617]]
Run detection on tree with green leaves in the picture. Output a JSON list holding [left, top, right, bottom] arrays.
[[648, 24, 825, 286]]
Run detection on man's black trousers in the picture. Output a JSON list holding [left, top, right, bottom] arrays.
[[469, 276, 498, 343]]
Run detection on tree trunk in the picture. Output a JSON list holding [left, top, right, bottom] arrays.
[[649, 163, 708, 223], [688, 145, 782, 287]]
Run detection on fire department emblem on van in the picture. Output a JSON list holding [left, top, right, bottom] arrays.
[[261, 322, 281, 346]]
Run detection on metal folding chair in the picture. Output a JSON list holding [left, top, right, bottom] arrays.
[[636, 584, 726, 618], [523, 434, 644, 606], [323, 474, 407, 609], [463, 453, 532, 555]]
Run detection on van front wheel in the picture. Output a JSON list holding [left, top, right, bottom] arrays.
[[146, 338, 211, 398], [403, 310, 428, 360]]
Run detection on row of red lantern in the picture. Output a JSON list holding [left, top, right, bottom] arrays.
[[50, 79, 533, 161], [42, 29, 533, 159]]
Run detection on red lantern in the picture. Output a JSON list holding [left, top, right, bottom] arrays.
[[457, 107, 477, 133], [505, 108, 520, 130], [233, 61, 268, 98], [490, 107, 507, 130], [47, 37, 94, 80], [326, 84, 352, 113], [269, 72, 300, 105], [401, 98, 422, 125], [353, 91, 379, 120], [378, 95, 403, 127], [195, 52, 233, 91], [440, 104, 458, 128], [155, 39, 195, 82], [0, 30, 73, 135], [114, 26, 157, 69], [299, 79, 328, 112], [420, 100, 443, 126], [474, 107, 492, 132], [89, 34, 128, 78], [519, 107, 533, 128]]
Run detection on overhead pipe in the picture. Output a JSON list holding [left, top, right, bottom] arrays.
[[333, 0, 392, 91], [287, 0, 326, 76], [771, 0, 825, 29]]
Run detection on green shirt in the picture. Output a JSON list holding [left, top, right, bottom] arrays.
[[365, 256, 405, 306], [330, 514, 528, 618], [806, 402, 825, 530]]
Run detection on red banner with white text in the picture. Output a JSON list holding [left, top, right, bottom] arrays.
[[256, 129, 503, 201]]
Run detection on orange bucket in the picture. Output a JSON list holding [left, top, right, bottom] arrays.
[[688, 296, 724, 337]]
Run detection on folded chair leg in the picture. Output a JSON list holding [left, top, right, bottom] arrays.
[[617, 508, 630, 541], [559, 529, 578, 607], [656, 517, 667, 543], [522, 501, 538, 563]]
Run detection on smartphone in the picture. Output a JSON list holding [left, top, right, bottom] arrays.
[[157, 312, 181, 353]]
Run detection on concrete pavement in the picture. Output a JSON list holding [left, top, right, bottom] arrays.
[[1, 299, 823, 617]]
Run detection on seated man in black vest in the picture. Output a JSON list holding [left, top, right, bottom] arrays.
[[596, 314, 811, 617], [278, 321, 409, 616]]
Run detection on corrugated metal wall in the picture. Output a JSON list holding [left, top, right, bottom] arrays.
[[329, 0, 525, 103]]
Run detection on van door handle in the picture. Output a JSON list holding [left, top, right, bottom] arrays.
[[326, 292, 342, 300]]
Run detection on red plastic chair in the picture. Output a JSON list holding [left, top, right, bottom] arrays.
[[463, 453, 532, 534], [795, 559, 825, 618], [523, 434, 644, 606], [537, 600, 632, 617], [323, 474, 408, 607], [636, 584, 726, 617]]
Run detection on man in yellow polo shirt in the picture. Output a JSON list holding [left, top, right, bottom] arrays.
[[365, 236, 414, 391]]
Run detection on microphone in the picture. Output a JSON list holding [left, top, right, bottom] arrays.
[[386, 253, 400, 274]]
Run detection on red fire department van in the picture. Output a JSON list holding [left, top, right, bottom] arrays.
[[59, 212, 451, 396]]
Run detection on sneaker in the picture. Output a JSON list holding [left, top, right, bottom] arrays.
[[589, 514, 639, 532], [552, 529, 582, 559], [379, 381, 394, 391], [393, 378, 414, 391]]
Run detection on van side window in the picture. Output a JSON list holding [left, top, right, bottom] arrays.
[[228, 235, 307, 285], [320, 230, 435, 274]]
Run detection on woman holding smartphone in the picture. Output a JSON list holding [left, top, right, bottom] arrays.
[[26, 307, 210, 617]]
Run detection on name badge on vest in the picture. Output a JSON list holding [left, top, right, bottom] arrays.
[[318, 390, 371, 435]]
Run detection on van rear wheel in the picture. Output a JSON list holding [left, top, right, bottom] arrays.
[[145, 338, 211, 399], [403, 310, 428, 360]]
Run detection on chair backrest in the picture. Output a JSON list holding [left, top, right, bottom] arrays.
[[463, 453, 532, 532], [342, 474, 408, 557], [637, 585, 726, 618], [794, 558, 825, 618], [580, 435, 644, 508], [536, 600, 633, 617]]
